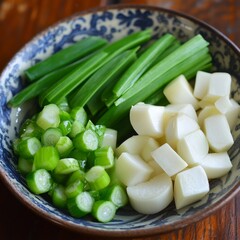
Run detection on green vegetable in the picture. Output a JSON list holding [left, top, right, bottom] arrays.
[[41, 128, 63, 146], [73, 129, 99, 152], [67, 191, 94, 217], [26, 169, 53, 194], [25, 36, 107, 81], [55, 136, 73, 157], [85, 166, 110, 191], [112, 33, 176, 98], [92, 200, 116, 223], [65, 179, 84, 198], [54, 158, 79, 175], [69, 48, 138, 108], [17, 137, 42, 159], [51, 184, 67, 209], [33, 146, 59, 171], [94, 146, 115, 169]]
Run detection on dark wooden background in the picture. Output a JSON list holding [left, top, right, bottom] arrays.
[[0, 0, 239, 239]]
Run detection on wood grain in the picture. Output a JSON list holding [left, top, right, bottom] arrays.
[[0, 0, 239, 239]]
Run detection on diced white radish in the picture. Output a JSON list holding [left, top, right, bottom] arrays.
[[165, 113, 200, 149], [164, 104, 198, 124], [200, 152, 232, 179], [193, 71, 212, 99], [174, 165, 209, 209], [141, 138, 160, 162], [151, 143, 188, 177], [177, 129, 209, 166], [203, 114, 234, 152], [163, 75, 199, 110], [116, 135, 151, 156], [215, 96, 240, 130], [199, 72, 232, 106], [127, 174, 173, 214], [115, 152, 153, 186], [197, 105, 220, 128], [130, 103, 165, 138], [101, 128, 117, 150], [148, 159, 164, 177]]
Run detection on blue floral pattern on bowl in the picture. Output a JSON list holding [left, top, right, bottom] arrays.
[[0, 6, 239, 236]]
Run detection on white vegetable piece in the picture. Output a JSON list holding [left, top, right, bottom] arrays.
[[130, 103, 165, 138], [163, 75, 199, 110], [174, 165, 209, 209], [101, 128, 117, 150], [193, 71, 212, 99], [177, 129, 209, 166], [165, 113, 200, 149], [148, 159, 164, 177], [141, 137, 160, 162], [197, 105, 220, 128], [215, 96, 240, 130], [115, 152, 153, 186], [164, 103, 198, 123], [127, 174, 173, 214], [199, 72, 232, 107], [203, 114, 234, 152], [200, 152, 232, 179], [116, 135, 151, 156], [151, 143, 188, 177]]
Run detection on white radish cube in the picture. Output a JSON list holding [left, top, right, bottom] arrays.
[[127, 173, 173, 214], [151, 143, 188, 177], [177, 129, 209, 166], [215, 96, 240, 130], [197, 106, 220, 128], [116, 135, 151, 156], [164, 104, 198, 123], [174, 165, 209, 209], [101, 128, 117, 150], [165, 113, 200, 149], [148, 159, 164, 177], [163, 75, 199, 110], [200, 152, 232, 179], [116, 152, 153, 186], [203, 114, 234, 152], [130, 103, 165, 138], [141, 138, 160, 162], [193, 71, 212, 99], [200, 72, 232, 105]]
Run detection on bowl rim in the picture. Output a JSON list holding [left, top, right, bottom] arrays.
[[0, 3, 239, 238]]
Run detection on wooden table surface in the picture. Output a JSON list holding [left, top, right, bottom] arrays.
[[0, 0, 239, 239]]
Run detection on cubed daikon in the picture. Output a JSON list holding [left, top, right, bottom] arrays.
[[127, 173, 173, 214], [151, 143, 188, 177], [193, 71, 212, 99], [174, 165, 209, 209], [141, 137, 160, 162], [203, 114, 234, 152], [215, 96, 240, 130], [115, 152, 153, 186], [200, 152, 232, 179], [177, 129, 209, 166], [130, 103, 165, 138], [116, 135, 151, 156], [148, 159, 164, 177], [163, 75, 199, 109], [199, 72, 232, 106], [165, 113, 200, 149], [197, 105, 220, 128]]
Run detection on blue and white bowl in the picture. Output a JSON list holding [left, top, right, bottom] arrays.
[[0, 5, 239, 237]]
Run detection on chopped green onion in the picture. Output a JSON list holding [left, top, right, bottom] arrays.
[[33, 146, 59, 171], [92, 200, 116, 223], [41, 128, 62, 146], [54, 158, 79, 175], [26, 169, 53, 194], [17, 137, 42, 159], [51, 184, 67, 209], [55, 136, 73, 158], [65, 179, 84, 198], [85, 166, 110, 191], [18, 157, 33, 175], [73, 129, 99, 152], [67, 191, 94, 217], [94, 146, 115, 169], [70, 107, 88, 126]]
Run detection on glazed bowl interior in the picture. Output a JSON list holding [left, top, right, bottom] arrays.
[[0, 5, 239, 237]]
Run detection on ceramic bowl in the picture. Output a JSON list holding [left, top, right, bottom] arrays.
[[0, 5, 239, 237]]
